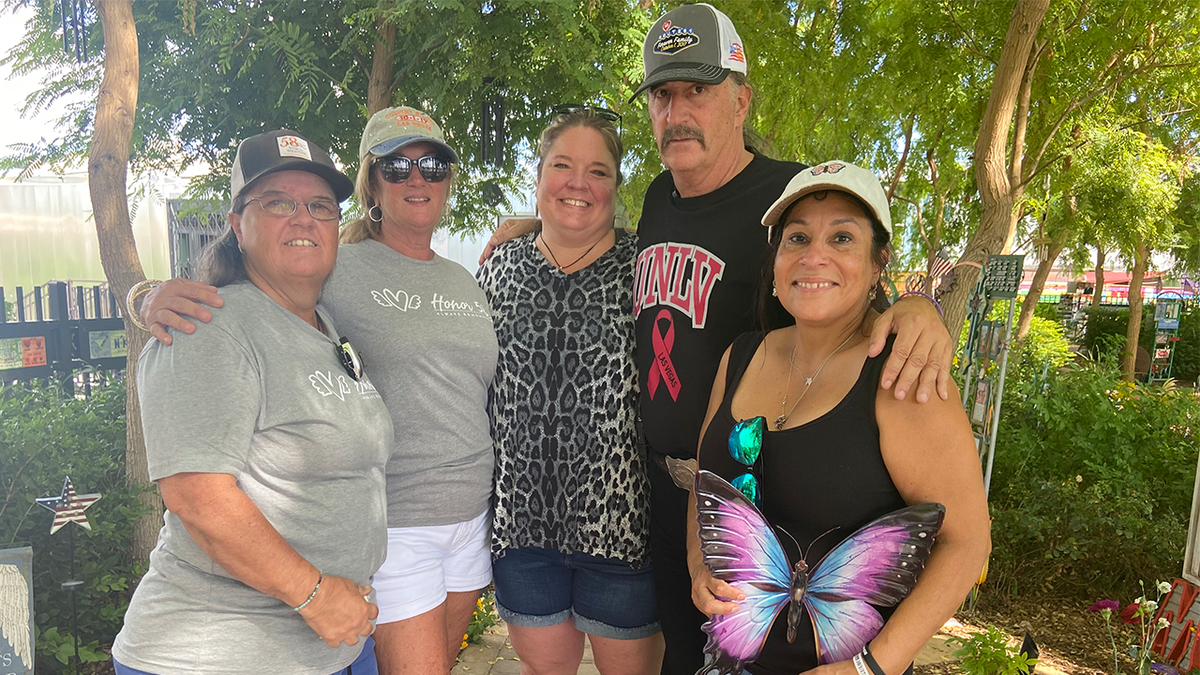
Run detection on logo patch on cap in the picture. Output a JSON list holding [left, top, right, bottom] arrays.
[[654, 26, 699, 56], [385, 109, 435, 131], [811, 162, 846, 176], [276, 136, 312, 160], [729, 42, 745, 63]]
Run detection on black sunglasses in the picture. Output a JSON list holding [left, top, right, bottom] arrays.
[[337, 337, 365, 381], [377, 155, 451, 184], [552, 104, 622, 136]]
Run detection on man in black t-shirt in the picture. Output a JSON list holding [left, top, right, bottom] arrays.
[[627, 5, 954, 674]]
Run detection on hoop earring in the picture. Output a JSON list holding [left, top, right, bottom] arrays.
[[368, 204, 383, 223]]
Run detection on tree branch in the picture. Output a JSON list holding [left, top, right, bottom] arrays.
[[947, 6, 996, 64], [1009, 38, 1041, 188], [389, 39, 447, 93], [887, 115, 915, 203]]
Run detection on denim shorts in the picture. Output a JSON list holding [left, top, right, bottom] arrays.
[[113, 636, 378, 675], [492, 547, 660, 640]]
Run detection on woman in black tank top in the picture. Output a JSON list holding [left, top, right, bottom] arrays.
[[685, 162, 991, 675]]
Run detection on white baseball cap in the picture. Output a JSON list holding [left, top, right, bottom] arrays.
[[761, 160, 893, 235]]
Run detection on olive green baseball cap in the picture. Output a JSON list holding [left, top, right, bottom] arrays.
[[359, 106, 459, 162]]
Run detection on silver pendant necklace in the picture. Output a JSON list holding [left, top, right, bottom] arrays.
[[776, 331, 857, 431]]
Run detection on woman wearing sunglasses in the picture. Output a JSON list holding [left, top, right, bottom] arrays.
[[687, 161, 990, 675], [112, 131, 390, 675], [134, 108, 499, 675], [327, 107, 499, 674], [476, 108, 662, 675]]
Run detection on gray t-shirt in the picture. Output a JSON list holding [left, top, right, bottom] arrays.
[[113, 282, 392, 675], [322, 240, 498, 527]]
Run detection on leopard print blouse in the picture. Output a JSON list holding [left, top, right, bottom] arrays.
[[477, 231, 649, 566]]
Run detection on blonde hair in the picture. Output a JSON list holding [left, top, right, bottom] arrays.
[[535, 110, 623, 186], [340, 153, 459, 245]]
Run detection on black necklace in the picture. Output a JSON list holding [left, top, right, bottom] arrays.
[[539, 232, 603, 272]]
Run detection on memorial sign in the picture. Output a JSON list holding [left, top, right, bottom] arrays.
[[0, 547, 33, 675]]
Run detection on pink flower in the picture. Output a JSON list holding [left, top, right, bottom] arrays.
[[1089, 600, 1120, 613]]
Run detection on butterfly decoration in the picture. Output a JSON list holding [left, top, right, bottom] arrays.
[[693, 469, 944, 675]]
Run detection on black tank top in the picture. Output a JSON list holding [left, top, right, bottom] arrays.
[[697, 331, 908, 675]]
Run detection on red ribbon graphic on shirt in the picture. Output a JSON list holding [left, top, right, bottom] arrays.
[[647, 309, 681, 401]]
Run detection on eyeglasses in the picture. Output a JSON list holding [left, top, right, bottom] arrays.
[[246, 195, 341, 221], [337, 337, 365, 381], [728, 416, 766, 508], [377, 155, 451, 184], [551, 104, 622, 136]]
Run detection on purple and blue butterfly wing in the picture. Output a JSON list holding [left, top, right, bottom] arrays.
[[800, 502, 945, 664], [694, 470, 792, 675]]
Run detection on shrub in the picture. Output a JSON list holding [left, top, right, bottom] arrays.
[[0, 376, 149, 672], [949, 625, 1037, 675], [1170, 302, 1198, 386], [985, 341, 1198, 602], [1081, 305, 1157, 361]]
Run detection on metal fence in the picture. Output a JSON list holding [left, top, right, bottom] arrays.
[[1, 281, 127, 386]]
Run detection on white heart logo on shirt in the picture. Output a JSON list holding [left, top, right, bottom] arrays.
[[372, 288, 421, 312], [309, 371, 347, 401]]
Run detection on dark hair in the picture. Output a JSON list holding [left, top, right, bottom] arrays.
[[196, 191, 251, 287], [536, 109, 624, 186], [755, 190, 892, 332]]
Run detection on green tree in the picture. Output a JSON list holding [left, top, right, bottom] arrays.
[[1073, 123, 1181, 380]]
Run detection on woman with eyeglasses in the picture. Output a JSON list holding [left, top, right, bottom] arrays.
[[112, 130, 390, 675], [134, 109, 498, 675], [686, 162, 990, 675], [476, 108, 663, 675]]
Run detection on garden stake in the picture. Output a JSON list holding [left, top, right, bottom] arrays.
[[36, 476, 102, 675]]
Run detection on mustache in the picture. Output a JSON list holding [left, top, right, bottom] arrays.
[[660, 124, 706, 149]]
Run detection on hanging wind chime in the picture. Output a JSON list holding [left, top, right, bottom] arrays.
[[59, 0, 88, 62], [480, 76, 506, 207]]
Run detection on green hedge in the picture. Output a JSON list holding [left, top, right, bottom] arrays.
[[1082, 302, 1199, 385], [984, 321, 1199, 602], [0, 377, 150, 671]]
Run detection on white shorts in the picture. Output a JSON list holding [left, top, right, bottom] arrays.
[[374, 510, 493, 624]]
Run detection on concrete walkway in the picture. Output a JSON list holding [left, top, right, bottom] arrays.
[[452, 623, 599, 675]]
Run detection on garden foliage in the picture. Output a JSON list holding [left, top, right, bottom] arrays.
[[948, 625, 1037, 675], [985, 319, 1199, 602], [1082, 303, 1199, 386], [0, 376, 149, 670]]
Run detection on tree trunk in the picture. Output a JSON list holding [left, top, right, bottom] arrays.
[[940, 0, 1049, 336], [1016, 235, 1067, 339], [366, 5, 396, 115], [90, 0, 162, 562], [1121, 242, 1149, 381], [1092, 247, 1106, 307]]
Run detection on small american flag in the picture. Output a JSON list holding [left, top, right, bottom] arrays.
[[928, 249, 956, 279], [36, 476, 102, 534]]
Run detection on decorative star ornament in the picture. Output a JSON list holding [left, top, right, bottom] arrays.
[[36, 476, 102, 534]]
